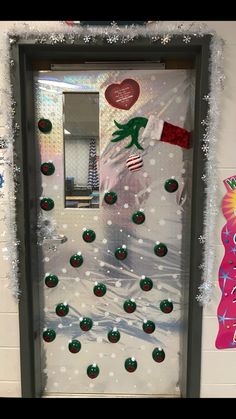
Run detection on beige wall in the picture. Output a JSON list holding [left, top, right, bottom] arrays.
[[0, 21, 236, 398]]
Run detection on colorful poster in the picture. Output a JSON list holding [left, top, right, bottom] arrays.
[[216, 175, 236, 349]]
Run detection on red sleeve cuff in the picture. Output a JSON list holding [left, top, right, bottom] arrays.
[[160, 121, 191, 149]]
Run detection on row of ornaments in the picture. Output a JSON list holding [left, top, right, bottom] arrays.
[[39, 182, 178, 213], [43, 329, 165, 363], [45, 274, 169, 294], [40, 162, 178, 214], [44, 310, 171, 336], [69, 241, 168, 267], [39, 223, 168, 259], [43, 331, 165, 375], [104, 180, 179, 205], [45, 298, 173, 317], [43, 327, 166, 349], [45, 275, 173, 311]]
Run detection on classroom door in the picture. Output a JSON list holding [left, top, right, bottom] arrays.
[[34, 67, 194, 397]]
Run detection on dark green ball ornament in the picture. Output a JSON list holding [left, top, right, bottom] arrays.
[[160, 299, 173, 313], [82, 229, 96, 243], [115, 246, 128, 260], [124, 299, 136, 313], [125, 357, 137, 373], [132, 211, 145, 225], [93, 282, 106, 297], [164, 178, 179, 193], [140, 276, 153, 291], [45, 273, 59, 288], [152, 347, 165, 363], [104, 191, 117, 205], [143, 320, 155, 334], [70, 253, 83, 268], [80, 317, 93, 332], [38, 118, 52, 133], [40, 161, 55, 176], [154, 242, 168, 257], [87, 364, 99, 379], [68, 339, 81, 353], [56, 302, 69, 317], [40, 197, 54, 211], [43, 328, 56, 343], [108, 327, 120, 343]]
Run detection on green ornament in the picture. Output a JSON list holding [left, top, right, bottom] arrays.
[[160, 299, 173, 314], [164, 178, 179, 193], [140, 276, 153, 291], [115, 246, 128, 260], [56, 303, 69, 317], [132, 211, 145, 225], [87, 364, 99, 379], [80, 317, 93, 332], [82, 229, 96, 243], [68, 339, 81, 354], [40, 197, 54, 211], [111, 117, 148, 150], [125, 357, 137, 372], [152, 348, 165, 363], [104, 191, 117, 205], [38, 118, 52, 133], [154, 242, 168, 257], [40, 161, 55, 176], [43, 328, 56, 343], [143, 320, 155, 334], [123, 299, 136, 313], [93, 282, 106, 297], [108, 327, 120, 343], [70, 253, 83, 268], [44, 273, 59, 288]]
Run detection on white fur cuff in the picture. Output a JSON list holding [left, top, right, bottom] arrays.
[[141, 115, 164, 140]]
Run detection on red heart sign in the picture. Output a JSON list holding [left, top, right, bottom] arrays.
[[105, 79, 140, 110]]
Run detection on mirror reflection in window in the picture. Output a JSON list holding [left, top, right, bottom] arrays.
[[64, 92, 99, 209]]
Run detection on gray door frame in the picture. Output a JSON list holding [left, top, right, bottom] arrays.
[[10, 35, 211, 398]]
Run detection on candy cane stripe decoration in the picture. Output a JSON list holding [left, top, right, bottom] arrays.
[[126, 154, 143, 172]]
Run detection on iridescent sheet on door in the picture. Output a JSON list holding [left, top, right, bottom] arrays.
[[34, 69, 195, 396]]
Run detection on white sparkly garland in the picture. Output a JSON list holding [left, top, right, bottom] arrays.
[[196, 35, 225, 305], [0, 21, 224, 304]]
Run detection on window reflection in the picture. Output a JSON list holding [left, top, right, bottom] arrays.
[[64, 92, 99, 208]]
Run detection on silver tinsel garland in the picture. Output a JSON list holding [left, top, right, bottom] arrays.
[[196, 35, 225, 305], [0, 21, 224, 304]]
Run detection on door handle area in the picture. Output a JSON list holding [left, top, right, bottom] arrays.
[[43, 234, 68, 244]]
